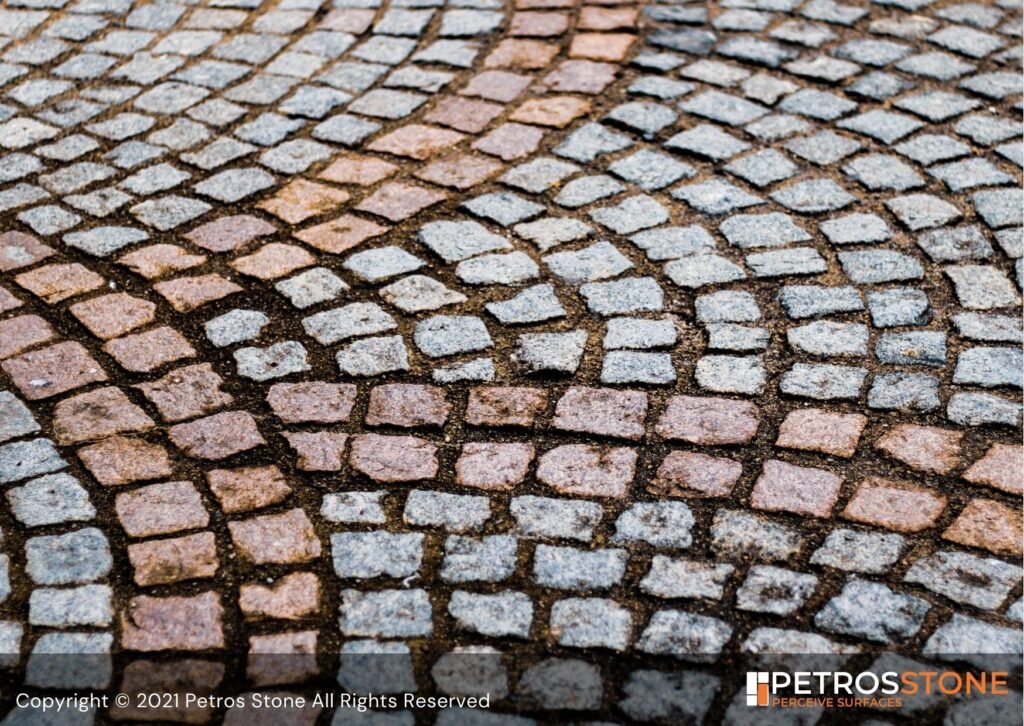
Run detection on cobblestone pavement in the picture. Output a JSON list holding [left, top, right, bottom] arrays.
[[0, 0, 1021, 721]]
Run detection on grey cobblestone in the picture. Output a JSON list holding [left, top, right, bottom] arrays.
[[534, 545, 627, 591]]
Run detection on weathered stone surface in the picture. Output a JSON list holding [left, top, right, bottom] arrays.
[[536, 445, 636, 498], [963, 444, 1023, 494], [875, 424, 962, 474], [240, 573, 320, 621], [129, 532, 218, 586], [750, 460, 842, 518], [366, 384, 450, 428], [815, 581, 929, 644], [228, 509, 322, 565], [636, 610, 733, 662], [332, 532, 423, 579], [776, 409, 866, 457], [350, 434, 438, 483], [168, 411, 265, 460], [842, 477, 947, 533], [267, 382, 356, 423], [207, 465, 291, 514], [650, 451, 742, 498], [26, 528, 112, 585], [136, 364, 232, 422], [456, 443, 534, 490], [655, 396, 759, 444], [339, 589, 432, 638], [2, 342, 107, 401], [404, 490, 491, 533], [552, 386, 648, 440], [116, 481, 209, 538], [121, 592, 225, 651], [466, 387, 547, 427], [943, 499, 1023, 557]]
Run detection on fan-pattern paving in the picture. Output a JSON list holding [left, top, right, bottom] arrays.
[[0, 0, 1021, 721]]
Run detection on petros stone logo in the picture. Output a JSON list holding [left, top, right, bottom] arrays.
[[746, 670, 1011, 709], [746, 672, 770, 707]]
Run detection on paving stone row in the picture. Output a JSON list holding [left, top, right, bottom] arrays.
[[0, 0, 1020, 720]]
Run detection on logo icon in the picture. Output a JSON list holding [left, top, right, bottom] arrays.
[[747, 672, 770, 707]]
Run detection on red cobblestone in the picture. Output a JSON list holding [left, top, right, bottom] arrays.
[[121, 592, 225, 651], [116, 480, 210, 537], [118, 244, 207, 279], [228, 509, 322, 565], [169, 411, 265, 460], [0, 230, 54, 271], [456, 442, 535, 490], [185, 215, 276, 253], [70, 293, 156, 340], [350, 433, 439, 483], [231, 243, 315, 280], [0, 285, 21, 312], [0, 314, 55, 360], [874, 424, 963, 474], [579, 6, 638, 30], [104, 326, 196, 373], [1, 341, 107, 400], [509, 11, 569, 36], [656, 395, 760, 445], [136, 364, 233, 422], [257, 179, 350, 224], [366, 384, 450, 427], [473, 123, 546, 160], [543, 60, 618, 93], [425, 97, 504, 133], [355, 182, 447, 221], [775, 408, 867, 458], [267, 382, 357, 423], [78, 436, 173, 487], [650, 451, 743, 498], [466, 386, 547, 427], [367, 125, 466, 160], [415, 155, 503, 189], [750, 459, 842, 518], [207, 465, 292, 514], [842, 477, 947, 533], [460, 71, 533, 102], [962, 444, 1023, 495], [53, 386, 155, 445], [247, 631, 319, 686], [319, 154, 399, 186], [153, 274, 243, 312], [283, 431, 349, 471], [512, 97, 592, 129], [320, 8, 374, 33], [943, 499, 1022, 557], [552, 386, 647, 440], [295, 214, 390, 254], [129, 531, 219, 586], [16, 263, 103, 303], [240, 572, 321, 621], [569, 32, 635, 61], [485, 39, 560, 69], [537, 444, 636, 498]]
